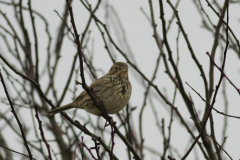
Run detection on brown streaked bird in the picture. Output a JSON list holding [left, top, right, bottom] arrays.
[[46, 62, 132, 116]]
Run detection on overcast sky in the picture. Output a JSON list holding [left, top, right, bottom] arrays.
[[0, 0, 240, 159]]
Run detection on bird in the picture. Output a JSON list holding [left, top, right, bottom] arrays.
[[46, 62, 132, 116]]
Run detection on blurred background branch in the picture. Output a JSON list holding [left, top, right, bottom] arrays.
[[0, 0, 239, 160]]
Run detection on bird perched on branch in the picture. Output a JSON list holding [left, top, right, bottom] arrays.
[[46, 62, 132, 116]]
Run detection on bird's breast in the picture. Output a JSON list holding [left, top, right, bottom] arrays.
[[95, 76, 131, 114]]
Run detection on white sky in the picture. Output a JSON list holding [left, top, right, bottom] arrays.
[[0, 0, 240, 159]]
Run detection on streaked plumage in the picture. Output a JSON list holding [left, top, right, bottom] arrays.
[[47, 62, 131, 116]]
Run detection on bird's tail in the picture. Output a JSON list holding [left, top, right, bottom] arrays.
[[46, 103, 74, 116]]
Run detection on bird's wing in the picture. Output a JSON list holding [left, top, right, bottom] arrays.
[[90, 75, 111, 88], [72, 75, 111, 109]]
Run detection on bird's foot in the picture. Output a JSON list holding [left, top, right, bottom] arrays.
[[104, 117, 116, 129]]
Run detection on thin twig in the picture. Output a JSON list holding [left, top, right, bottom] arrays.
[[0, 144, 36, 160], [186, 81, 240, 119], [206, 52, 240, 95], [182, 1, 230, 159], [34, 105, 52, 160], [0, 70, 33, 160]]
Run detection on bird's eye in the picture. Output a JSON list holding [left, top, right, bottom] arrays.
[[115, 67, 118, 70]]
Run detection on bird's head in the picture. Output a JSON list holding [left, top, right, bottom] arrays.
[[107, 62, 129, 79]]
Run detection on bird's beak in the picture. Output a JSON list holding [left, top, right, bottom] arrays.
[[122, 66, 128, 72]]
